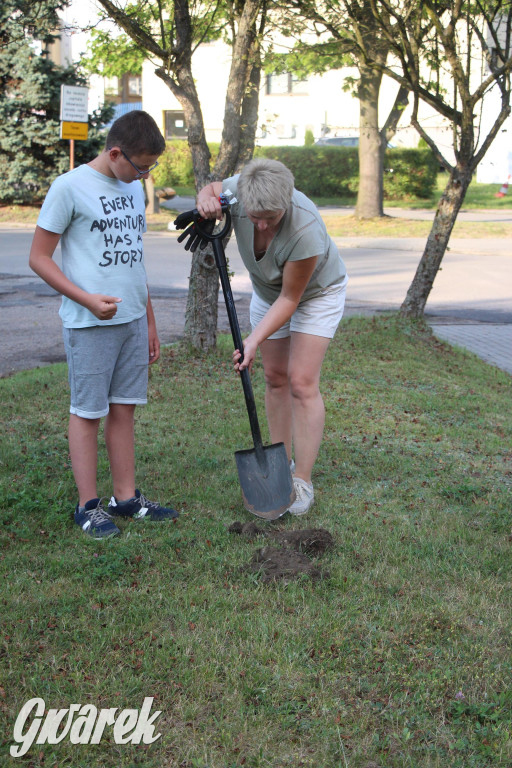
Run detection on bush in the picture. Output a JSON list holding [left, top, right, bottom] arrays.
[[383, 148, 438, 200], [151, 140, 195, 188], [151, 141, 220, 189], [150, 141, 438, 201], [255, 145, 438, 201], [304, 129, 315, 147], [255, 145, 360, 196]]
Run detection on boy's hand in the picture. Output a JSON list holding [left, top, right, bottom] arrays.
[[148, 318, 160, 364], [87, 294, 122, 320]]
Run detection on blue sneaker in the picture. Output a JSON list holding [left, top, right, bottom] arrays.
[[108, 489, 179, 521], [74, 498, 120, 539]]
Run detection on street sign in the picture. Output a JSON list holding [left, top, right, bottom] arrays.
[[60, 85, 89, 123], [60, 121, 89, 140], [60, 86, 89, 169]]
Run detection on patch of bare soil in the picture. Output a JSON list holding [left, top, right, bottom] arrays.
[[229, 521, 334, 582]]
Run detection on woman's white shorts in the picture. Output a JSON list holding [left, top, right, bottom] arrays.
[[249, 275, 348, 340]]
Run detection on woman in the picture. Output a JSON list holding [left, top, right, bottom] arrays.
[[197, 158, 348, 516]]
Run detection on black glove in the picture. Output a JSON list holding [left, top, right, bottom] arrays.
[[173, 209, 197, 230], [176, 219, 215, 252]]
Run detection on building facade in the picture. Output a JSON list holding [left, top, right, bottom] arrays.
[[61, 0, 512, 182]]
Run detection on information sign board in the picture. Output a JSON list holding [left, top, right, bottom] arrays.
[[60, 121, 89, 140], [60, 85, 88, 123]]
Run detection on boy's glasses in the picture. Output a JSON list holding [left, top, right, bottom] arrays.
[[109, 147, 159, 179]]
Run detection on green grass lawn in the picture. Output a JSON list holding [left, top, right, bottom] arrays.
[[1, 317, 511, 767], [313, 172, 512, 210]]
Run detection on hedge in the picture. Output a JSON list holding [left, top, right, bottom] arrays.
[[151, 141, 221, 189], [152, 140, 438, 201], [150, 140, 197, 188], [254, 145, 359, 197], [381, 148, 439, 200], [255, 145, 438, 200]]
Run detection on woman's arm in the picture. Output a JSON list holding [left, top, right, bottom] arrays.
[[196, 181, 224, 219], [234, 256, 318, 372]]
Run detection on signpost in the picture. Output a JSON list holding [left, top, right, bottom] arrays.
[[60, 85, 89, 169]]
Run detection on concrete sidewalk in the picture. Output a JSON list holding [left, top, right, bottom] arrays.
[[330, 225, 511, 378], [427, 320, 512, 376]]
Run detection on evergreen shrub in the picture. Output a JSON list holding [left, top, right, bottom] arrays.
[[0, 43, 114, 205], [304, 129, 315, 147], [151, 140, 195, 188]]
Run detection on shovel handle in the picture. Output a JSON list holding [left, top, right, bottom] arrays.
[[210, 237, 265, 454], [182, 210, 265, 456]]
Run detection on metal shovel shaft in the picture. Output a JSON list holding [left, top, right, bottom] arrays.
[[211, 237, 295, 518], [212, 238, 265, 453]]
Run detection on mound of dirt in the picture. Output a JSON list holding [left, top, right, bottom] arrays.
[[229, 522, 334, 582], [228, 521, 334, 557], [245, 546, 327, 583]]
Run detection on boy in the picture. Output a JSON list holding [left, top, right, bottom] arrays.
[[29, 110, 178, 539]]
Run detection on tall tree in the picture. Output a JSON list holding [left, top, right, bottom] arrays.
[[0, 0, 114, 204], [0, 0, 65, 48], [271, 0, 411, 218], [94, 0, 268, 349], [354, 0, 512, 316]]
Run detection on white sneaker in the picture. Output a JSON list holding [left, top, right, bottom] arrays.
[[288, 477, 314, 516]]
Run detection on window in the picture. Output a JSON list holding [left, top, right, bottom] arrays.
[[104, 76, 119, 97], [266, 73, 308, 95], [128, 76, 142, 97], [291, 75, 308, 94], [165, 110, 188, 139], [266, 73, 290, 95]]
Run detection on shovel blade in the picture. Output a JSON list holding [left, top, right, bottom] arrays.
[[235, 441, 296, 520]]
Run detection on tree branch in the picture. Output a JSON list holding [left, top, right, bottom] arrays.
[[96, 0, 168, 59]]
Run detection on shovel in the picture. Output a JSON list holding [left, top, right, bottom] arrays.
[[174, 206, 295, 520]]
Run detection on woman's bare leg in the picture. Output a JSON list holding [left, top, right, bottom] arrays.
[[288, 332, 331, 484], [259, 337, 292, 459]]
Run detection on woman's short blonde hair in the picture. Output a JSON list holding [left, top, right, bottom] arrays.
[[237, 158, 294, 214]]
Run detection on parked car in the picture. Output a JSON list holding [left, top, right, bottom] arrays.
[[315, 136, 359, 146], [315, 136, 396, 148]]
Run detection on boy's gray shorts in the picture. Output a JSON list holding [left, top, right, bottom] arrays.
[[63, 316, 149, 419]]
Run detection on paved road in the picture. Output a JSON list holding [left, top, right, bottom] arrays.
[[1, 219, 511, 377]]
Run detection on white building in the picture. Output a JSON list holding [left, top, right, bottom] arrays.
[[140, 43, 421, 149], [61, 0, 512, 181]]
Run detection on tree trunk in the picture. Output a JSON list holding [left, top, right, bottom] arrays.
[[144, 175, 159, 213], [355, 66, 385, 218], [179, 86, 220, 349], [184, 246, 219, 349], [237, 59, 262, 170], [214, 0, 262, 178], [400, 168, 473, 317], [154, 65, 220, 349]]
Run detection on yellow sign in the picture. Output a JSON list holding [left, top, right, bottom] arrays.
[[60, 121, 88, 140]]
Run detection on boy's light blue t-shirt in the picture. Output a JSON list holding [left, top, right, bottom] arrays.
[[37, 164, 148, 328]]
